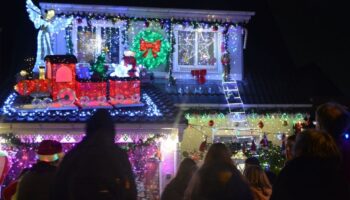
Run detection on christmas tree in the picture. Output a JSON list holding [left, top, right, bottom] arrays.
[[90, 52, 108, 79]]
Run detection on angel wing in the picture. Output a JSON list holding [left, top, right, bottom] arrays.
[[26, 0, 44, 29], [49, 16, 73, 34]]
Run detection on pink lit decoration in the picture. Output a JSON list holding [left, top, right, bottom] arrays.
[[55, 66, 73, 82], [0, 133, 172, 199]]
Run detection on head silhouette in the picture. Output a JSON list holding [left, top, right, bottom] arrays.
[[204, 143, 234, 167], [293, 129, 341, 161], [86, 109, 115, 140], [175, 158, 197, 181], [316, 102, 350, 141]]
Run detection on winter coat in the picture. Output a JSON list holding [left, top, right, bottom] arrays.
[[184, 162, 253, 200], [264, 170, 276, 185], [161, 180, 186, 200], [16, 162, 57, 200], [51, 135, 137, 200], [271, 156, 350, 200], [250, 187, 272, 200]]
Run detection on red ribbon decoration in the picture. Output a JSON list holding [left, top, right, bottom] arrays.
[[140, 39, 161, 58], [191, 69, 207, 84]]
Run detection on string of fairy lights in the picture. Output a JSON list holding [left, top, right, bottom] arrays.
[[60, 13, 242, 78]]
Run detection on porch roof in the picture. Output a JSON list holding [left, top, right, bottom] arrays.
[[40, 2, 254, 23]]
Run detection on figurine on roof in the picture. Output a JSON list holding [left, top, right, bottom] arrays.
[[110, 50, 140, 78], [26, 0, 73, 73]]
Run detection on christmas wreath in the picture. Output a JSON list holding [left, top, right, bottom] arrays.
[[131, 29, 171, 69]]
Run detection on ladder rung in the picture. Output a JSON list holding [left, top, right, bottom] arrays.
[[223, 81, 237, 84], [224, 88, 238, 92], [228, 103, 243, 105], [231, 111, 246, 114]]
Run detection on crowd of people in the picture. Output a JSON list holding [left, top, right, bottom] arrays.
[[162, 102, 350, 200], [2, 102, 350, 200]]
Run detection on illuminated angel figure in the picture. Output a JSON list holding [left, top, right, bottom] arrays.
[[26, 0, 73, 73]]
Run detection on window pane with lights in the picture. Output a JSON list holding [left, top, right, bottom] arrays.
[[77, 26, 97, 63]]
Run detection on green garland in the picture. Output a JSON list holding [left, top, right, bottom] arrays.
[[245, 144, 286, 175], [131, 29, 171, 69]]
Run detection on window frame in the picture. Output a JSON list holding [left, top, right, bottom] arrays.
[[173, 25, 222, 73], [72, 19, 125, 65]]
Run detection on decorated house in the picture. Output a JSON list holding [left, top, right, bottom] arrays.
[[0, 0, 257, 198], [0, 0, 320, 198]]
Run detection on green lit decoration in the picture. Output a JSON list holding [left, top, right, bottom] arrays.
[[245, 144, 286, 175], [132, 29, 171, 69], [90, 52, 107, 79]]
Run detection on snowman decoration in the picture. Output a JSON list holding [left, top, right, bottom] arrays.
[[110, 51, 140, 78]]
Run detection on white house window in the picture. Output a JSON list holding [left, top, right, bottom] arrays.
[[178, 31, 195, 65], [101, 27, 120, 63], [175, 27, 219, 72], [73, 20, 124, 64], [77, 26, 97, 63]]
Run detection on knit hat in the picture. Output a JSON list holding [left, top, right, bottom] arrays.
[[37, 140, 62, 162]]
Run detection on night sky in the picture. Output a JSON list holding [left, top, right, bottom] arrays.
[[1, 0, 349, 103]]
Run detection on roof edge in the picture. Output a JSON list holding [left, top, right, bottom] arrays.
[[176, 104, 312, 109], [40, 2, 255, 23]]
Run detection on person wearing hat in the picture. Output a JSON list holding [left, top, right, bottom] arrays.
[[15, 140, 62, 200]]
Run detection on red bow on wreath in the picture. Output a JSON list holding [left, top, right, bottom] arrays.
[[140, 39, 161, 58]]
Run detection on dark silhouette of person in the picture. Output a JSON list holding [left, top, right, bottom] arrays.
[[316, 102, 350, 187], [285, 134, 296, 162], [271, 129, 350, 200], [161, 158, 198, 200], [51, 109, 137, 200], [16, 140, 62, 200], [184, 143, 253, 200]]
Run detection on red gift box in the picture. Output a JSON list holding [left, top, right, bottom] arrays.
[[76, 81, 107, 100], [109, 79, 140, 104]]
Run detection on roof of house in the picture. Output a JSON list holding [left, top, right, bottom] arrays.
[[40, 2, 254, 23], [152, 62, 343, 109], [1, 85, 186, 124]]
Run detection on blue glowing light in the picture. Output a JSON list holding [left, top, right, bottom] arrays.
[[345, 133, 349, 140], [1, 92, 163, 122]]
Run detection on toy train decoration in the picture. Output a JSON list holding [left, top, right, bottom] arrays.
[[14, 55, 141, 109]]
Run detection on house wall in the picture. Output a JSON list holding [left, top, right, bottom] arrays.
[[180, 112, 306, 157], [52, 19, 244, 81]]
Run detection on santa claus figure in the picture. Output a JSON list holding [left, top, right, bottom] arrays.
[[123, 50, 137, 77], [110, 51, 140, 78]]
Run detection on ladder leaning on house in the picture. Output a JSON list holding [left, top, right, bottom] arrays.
[[218, 79, 257, 137]]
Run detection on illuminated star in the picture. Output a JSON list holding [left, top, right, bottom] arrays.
[[102, 47, 109, 53]]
